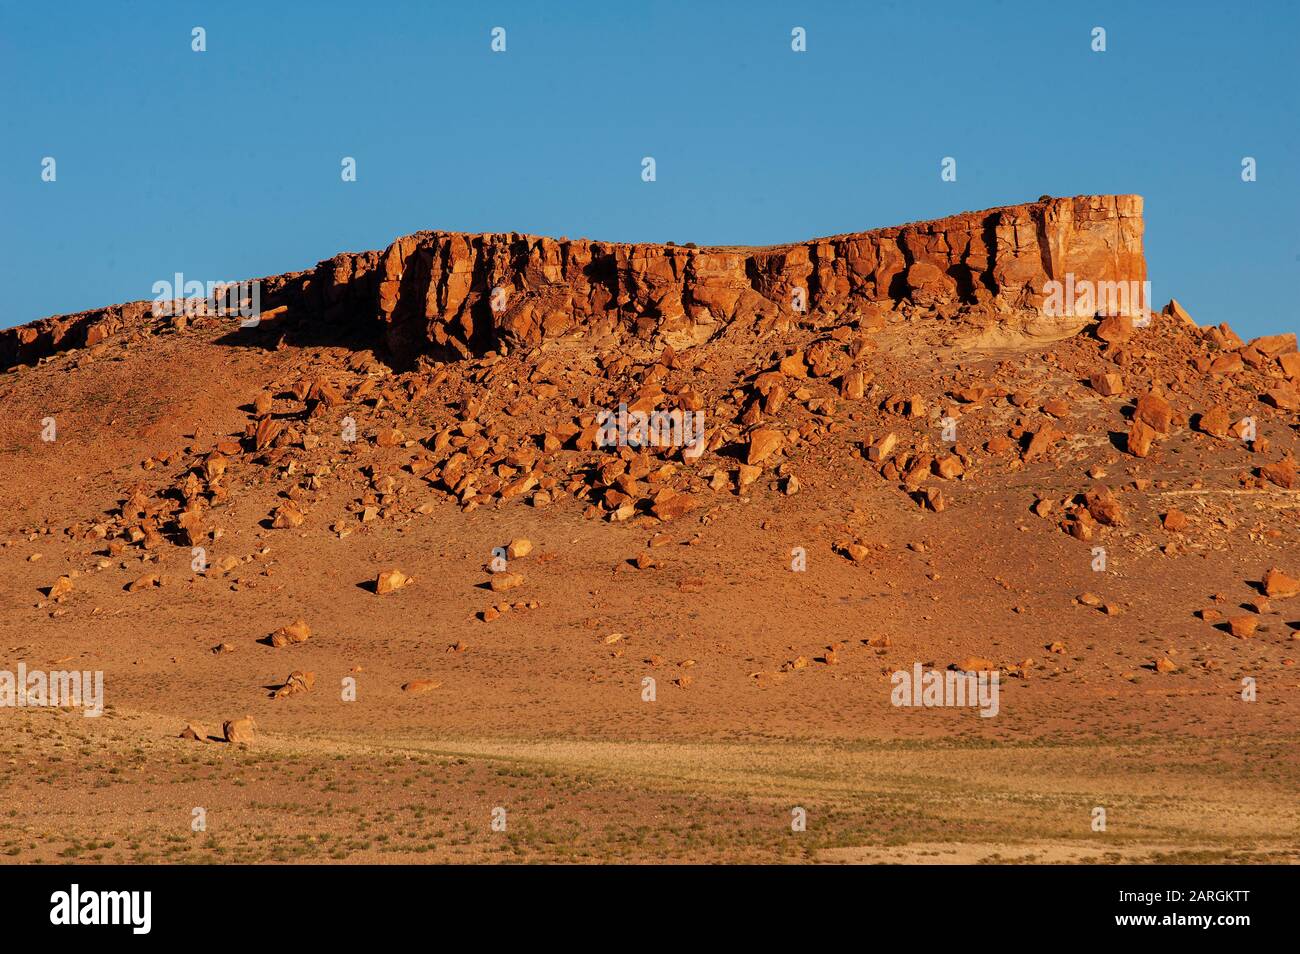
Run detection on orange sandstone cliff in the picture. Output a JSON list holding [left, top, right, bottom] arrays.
[[2, 194, 1145, 369]]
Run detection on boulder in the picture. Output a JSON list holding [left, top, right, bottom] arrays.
[[223, 716, 256, 744]]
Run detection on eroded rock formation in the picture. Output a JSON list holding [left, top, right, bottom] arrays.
[[2, 194, 1145, 369]]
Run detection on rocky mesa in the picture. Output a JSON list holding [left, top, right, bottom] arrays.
[[2, 194, 1145, 369], [3, 191, 1300, 865]]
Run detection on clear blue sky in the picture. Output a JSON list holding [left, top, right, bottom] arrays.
[[2, 0, 1296, 338]]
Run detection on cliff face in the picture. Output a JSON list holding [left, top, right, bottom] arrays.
[[1, 194, 1145, 369]]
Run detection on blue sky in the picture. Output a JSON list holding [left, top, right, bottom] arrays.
[[2, 0, 1296, 338]]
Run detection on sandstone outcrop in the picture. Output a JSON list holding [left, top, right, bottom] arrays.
[[2, 195, 1146, 369]]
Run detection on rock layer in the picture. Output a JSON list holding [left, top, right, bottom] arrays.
[[2, 194, 1145, 369]]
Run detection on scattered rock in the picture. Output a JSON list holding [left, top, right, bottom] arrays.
[[867, 432, 898, 462], [845, 542, 871, 562], [223, 716, 256, 744], [489, 572, 524, 593], [47, 576, 73, 599], [273, 670, 315, 699], [1095, 315, 1133, 343], [1227, 616, 1258, 639], [271, 504, 304, 529], [401, 679, 441, 694], [1089, 373, 1123, 397], [1259, 459, 1296, 490], [651, 488, 696, 522], [1196, 406, 1231, 438], [1127, 419, 1157, 458], [1134, 393, 1173, 433], [1263, 567, 1300, 599], [934, 456, 964, 480], [376, 568, 413, 594], [746, 428, 783, 467], [269, 618, 311, 648], [1263, 388, 1300, 411]]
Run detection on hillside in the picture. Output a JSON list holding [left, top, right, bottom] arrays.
[[1, 195, 1298, 864]]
